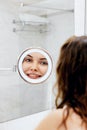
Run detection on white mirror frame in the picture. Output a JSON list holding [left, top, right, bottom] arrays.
[[17, 47, 53, 84]]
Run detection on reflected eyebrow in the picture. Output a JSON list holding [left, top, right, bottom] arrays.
[[25, 55, 47, 61], [40, 58, 47, 61], [27, 55, 47, 61], [26, 55, 32, 58]]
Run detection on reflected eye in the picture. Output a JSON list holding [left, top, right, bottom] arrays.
[[40, 61, 48, 65], [23, 58, 32, 63]]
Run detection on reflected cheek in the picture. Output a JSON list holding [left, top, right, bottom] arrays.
[[39, 66, 48, 75], [22, 63, 30, 72]]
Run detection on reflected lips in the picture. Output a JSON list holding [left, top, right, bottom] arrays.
[[26, 73, 41, 79]]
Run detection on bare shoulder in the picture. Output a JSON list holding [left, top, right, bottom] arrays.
[[35, 109, 64, 130]]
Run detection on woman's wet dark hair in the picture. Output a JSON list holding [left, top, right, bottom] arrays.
[[55, 36, 87, 127]]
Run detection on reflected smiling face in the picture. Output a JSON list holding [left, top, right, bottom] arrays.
[[22, 52, 48, 79]]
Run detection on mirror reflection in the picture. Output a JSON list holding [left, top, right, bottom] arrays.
[[18, 48, 52, 84], [22, 53, 48, 79]]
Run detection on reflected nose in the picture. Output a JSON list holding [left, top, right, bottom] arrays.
[[30, 62, 38, 71]]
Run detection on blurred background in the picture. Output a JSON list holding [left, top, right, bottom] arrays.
[[0, 0, 74, 122]]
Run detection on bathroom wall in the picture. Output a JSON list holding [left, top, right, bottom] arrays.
[[0, 0, 74, 122]]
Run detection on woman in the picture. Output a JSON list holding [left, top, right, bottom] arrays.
[[35, 36, 87, 130], [22, 52, 48, 79]]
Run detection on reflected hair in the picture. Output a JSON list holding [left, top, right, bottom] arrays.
[[55, 36, 87, 128]]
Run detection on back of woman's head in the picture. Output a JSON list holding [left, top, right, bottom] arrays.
[[55, 36, 87, 120]]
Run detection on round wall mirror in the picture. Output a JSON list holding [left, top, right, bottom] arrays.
[[17, 48, 53, 84]]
